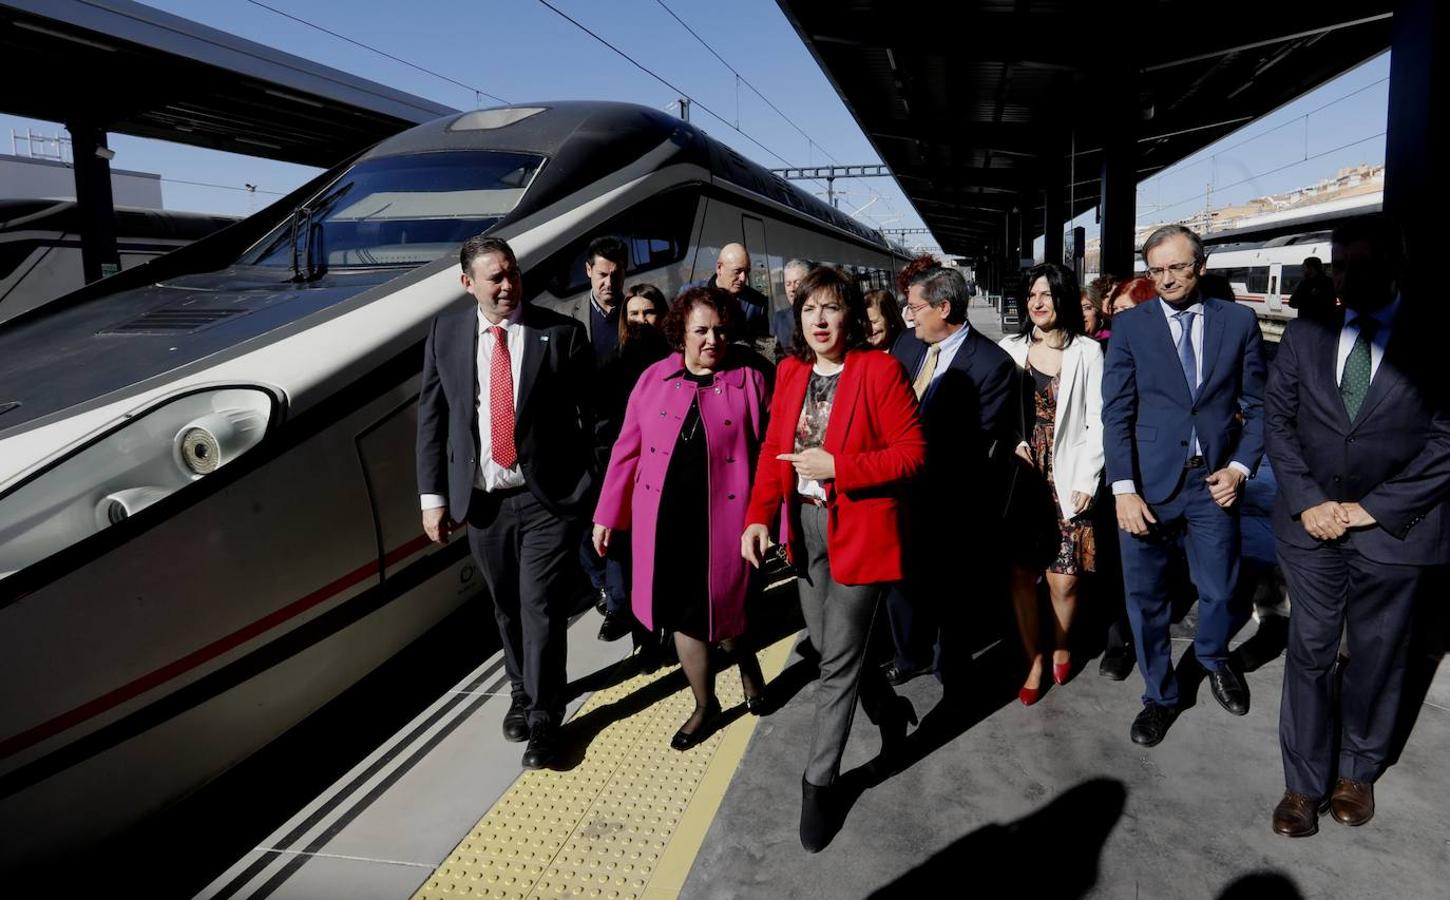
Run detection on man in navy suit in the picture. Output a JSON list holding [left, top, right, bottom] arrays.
[[887, 265, 1017, 691], [417, 235, 596, 769], [1102, 224, 1266, 747], [1266, 215, 1450, 837]]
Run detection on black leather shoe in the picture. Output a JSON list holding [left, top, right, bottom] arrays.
[[800, 776, 835, 853], [1098, 644, 1135, 681], [502, 697, 530, 743], [1130, 703, 1177, 747], [1207, 666, 1250, 716], [670, 698, 721, 751], [520, 722, 558, 769], [744, 691, 770, 716], [597, 610, 630, 642], [882, 661, 932, 687], [593, 588, 610, 616]]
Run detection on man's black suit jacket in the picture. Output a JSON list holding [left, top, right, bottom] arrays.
[[891, 326, 1018, 524], [1266, 307, 1450, 565], [416, 302, 596, 523]]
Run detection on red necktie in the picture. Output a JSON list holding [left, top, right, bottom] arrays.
[[489, 326, 517, 469]]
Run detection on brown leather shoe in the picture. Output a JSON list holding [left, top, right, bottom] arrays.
[[1329, 777, 1375, 826], [1272, 791, 1327, 838]]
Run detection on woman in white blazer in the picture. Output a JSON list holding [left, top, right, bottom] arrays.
[[998, 263, 1105, 705]]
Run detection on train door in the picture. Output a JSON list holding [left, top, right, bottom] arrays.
[[1265, 262, 1284, 314], [741, 215, 774, 304]]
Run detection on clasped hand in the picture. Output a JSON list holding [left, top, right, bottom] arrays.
[[1300, 500, 1376, 541]]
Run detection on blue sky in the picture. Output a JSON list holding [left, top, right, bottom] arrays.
[[0, 1, 1390, 253]]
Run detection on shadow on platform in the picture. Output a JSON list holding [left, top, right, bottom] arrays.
[[866, 777, 1127, 898]]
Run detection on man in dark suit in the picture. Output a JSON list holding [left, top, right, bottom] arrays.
[[1266, 214, 1450, 837], [682, 242, 770, 342], [417, 235, 595, 769], [1102, 224, 1266, 747], [538, 235, 634, 642], [887, 265, 1017, 691]]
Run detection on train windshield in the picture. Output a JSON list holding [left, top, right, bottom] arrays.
[[240, 150, 545, 270]]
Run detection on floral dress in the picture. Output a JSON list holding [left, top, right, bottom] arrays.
[[1027, 364, 1096, 574]]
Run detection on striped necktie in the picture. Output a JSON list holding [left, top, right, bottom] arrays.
[[912, 343, 941, 400]]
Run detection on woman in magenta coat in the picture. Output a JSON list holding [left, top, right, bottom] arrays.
[[593, 286, 769, 749]]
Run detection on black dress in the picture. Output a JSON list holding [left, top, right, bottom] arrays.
[[652, 370, 713, 640]]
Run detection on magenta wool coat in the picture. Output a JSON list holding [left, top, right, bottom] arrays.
[[593, 354, 769, 641]]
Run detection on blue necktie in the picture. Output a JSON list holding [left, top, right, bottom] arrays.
[[1174, 309, 1198, 457]]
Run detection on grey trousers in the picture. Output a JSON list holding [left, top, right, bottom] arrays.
[[797, 504, 893, 786]]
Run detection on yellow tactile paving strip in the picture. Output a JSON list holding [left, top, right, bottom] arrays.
[[412, 633, 795, 900]]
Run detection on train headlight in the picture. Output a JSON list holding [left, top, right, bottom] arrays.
[[174, 409, 267, 476], [0, 387, 277, 580]]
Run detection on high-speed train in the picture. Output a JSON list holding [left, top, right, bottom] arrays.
[[0, 199, 236, 325], [1203, 192, 1380, 337], [0, 101, 907, 864]]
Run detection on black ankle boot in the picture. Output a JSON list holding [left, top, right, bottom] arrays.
[[800, 776, 835, 852]]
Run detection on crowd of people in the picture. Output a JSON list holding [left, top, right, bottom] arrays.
[[415, 213, 1447, 853]]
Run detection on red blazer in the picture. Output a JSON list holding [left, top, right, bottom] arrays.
[[746, 349, 926, 585]]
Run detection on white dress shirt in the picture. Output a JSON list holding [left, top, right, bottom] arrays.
[[918, 322, 972, 403], [420, 306, 527, 510], [1336, 294, 1400, 384], [1110, 297, 1249, 496]]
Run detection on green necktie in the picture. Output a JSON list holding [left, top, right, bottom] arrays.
[[1339, 317, 1379, 421]]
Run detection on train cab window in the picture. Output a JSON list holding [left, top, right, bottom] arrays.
[[238, 150, 546, 270], [537, 189, 698, 298]]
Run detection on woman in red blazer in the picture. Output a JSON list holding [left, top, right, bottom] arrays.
[[742, 266, 926, 852]]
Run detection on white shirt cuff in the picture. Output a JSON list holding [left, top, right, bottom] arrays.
[[420, 493, 447, 511], [1111, 480, 1138, 496], [1228, 461, 1251, 478]]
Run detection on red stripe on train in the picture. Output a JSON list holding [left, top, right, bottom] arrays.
[[0, 532, 436, 762]]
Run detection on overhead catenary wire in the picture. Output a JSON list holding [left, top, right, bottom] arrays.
[[1138, 131, 1385, 222], [652, 1, 910, 231], [242, 0, 509, 105]]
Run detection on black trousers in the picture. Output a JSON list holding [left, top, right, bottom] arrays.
[[467, 488, 580, 727], [1277, 538, 1422, 797]]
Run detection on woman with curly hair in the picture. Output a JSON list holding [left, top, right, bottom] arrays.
[[593, 287, 770, 749]]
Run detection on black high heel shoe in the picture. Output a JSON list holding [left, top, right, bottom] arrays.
[[670, 698, 721, 751], [743, 689, 769, 716]]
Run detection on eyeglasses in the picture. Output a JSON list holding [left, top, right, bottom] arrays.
[[1146, 261, 1198, 280], [905, 300, 940, 316]]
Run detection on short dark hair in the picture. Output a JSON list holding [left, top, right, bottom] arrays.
[[662, 286, 735, 352], [1017, 263, 1084, 343], [907, 266, 969, 324], [1141, 224, 1205, 265], [1302, 256, 1323, 270], [586, 235, 628, 268], [460, 235, 516, 273], [863, 288, 906, 348], [790, 266, 872, 362], [1331, 213, 1406, 271]]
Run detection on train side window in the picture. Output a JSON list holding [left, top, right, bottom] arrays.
[[538, 189, 698, 298], [1279, 264, 1304, 295]]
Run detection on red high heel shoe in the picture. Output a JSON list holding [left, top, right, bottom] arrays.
[[1019, 686, 1043, 706], [1053, 660, 1072, 686]]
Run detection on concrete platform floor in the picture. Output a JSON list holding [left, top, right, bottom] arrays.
[[683, 611, 1450, 899]]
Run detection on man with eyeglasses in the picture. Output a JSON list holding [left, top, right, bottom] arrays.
[[1101, 224, 1266, 747], [885, 265, 1017, 694]]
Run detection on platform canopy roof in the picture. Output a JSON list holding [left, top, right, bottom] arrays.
[[776, 1, 1394, 256], [0, 0, 457, 169]]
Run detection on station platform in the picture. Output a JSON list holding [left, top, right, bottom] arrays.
[[187, 301, 1445, 899]]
